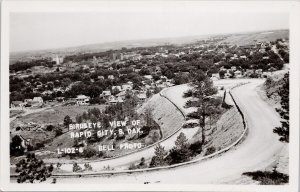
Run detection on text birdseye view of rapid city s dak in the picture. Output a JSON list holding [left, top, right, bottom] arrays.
[[8, 11, 290, 185]]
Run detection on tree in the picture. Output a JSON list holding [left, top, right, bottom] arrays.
[[273, 72, 289, 142], [15, 153, 53, 183], [64, 115, 72, 127], [189, 70, 219, 144], [10, 135, 25, 157], [167, 133, 191, 164], [149, 144, 168, 167]]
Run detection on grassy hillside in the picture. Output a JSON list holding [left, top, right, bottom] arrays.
[[220, 29, 289, 46]]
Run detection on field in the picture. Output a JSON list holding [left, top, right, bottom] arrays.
[[219, 29, 288, 45]]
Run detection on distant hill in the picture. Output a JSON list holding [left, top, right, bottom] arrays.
[[219, 29, 289, 46], [10, 29, 289, 64]]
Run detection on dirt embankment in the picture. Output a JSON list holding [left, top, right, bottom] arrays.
[[138, 94, 185, 138], [257, 70, 287, 109]]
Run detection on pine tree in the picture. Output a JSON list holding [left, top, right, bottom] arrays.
[[187, 70, 219, 144], [273, 72, 289, 142], [149, 144, 168, 167]]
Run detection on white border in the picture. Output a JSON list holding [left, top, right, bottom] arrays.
[[1, 1, 299, 191]]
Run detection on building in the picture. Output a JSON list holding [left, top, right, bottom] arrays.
[[33, 97, 43, 104], [101, 90, 112, 100], [108, 75, 114, 80], [76, 95, 90, 105], [112, 86, 122, 92], [137, 93, 147, 102], [234, 70, 242, 78], [18, 135, 31, 149], [122, 84, 133, 91]]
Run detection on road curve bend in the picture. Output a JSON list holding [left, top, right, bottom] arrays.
[[54, 79, 286, 184]]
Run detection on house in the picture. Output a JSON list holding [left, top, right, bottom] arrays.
[[33, 97, 43, 104], [76, 95, 90, 105], [108, 75, 114, 80], [144, 75, 153, 80], [155, 66, 162, 73], [56, 97, 65, 102], [19, 135, 31, 149], [231, 66, 237, 71], [112, 86, 122, 92], [262, 72, 272, 78], [210, 73, 220, 81], [116, 91, 127, 100], [101, 90, 112, 99], [108, 96, 124, 104], [137, 93, 147, 102], [263, 56, 269, 60], [224, 71, 232, 79], [122, 84, 133, 91], [234, 70, 242, 78], [24, 99, 33, 103], [98, 76, 105, 80]]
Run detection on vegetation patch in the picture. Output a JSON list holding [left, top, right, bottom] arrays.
[[243, 168, 289, 185]]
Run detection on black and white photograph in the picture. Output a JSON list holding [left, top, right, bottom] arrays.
[[1, 1, 300, 191]]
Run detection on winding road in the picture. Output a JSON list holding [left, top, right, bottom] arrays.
[[50, 79, 286, 184]]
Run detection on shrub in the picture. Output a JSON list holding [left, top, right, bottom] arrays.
[[182, 122, 198, 128], [189, 141, 203, 155], [205, 146, 216, 156], [56, 162, 62, 169], [243, 168, 289, 185], [16, 153, 53, 183], [84, 163, 93, 171], [72, 163, 82, 172], [183, 89, 193, 98], [81, 147, 97, 158], [35, 143, 45, 150], [46, 125, 54, 131], [54, 128, 63, 137], [16, 126, 21, 131], [221, 102, 232, 109]]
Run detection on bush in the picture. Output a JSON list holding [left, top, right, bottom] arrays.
[[35, 143, 45, 150], [81, 147, 97, 158], [221, 102, 232, 109], [16, 153, 53, 183], [243, 168, 289, 185], [84, 163, 93, 171], [72, 163, 82, 172], [183, 89, 193, 98], [16, 126, 21, 131], [182, 122, 198, 128], [205, 146, 216, 156], [189, 141, 203, 155], [46, 125, 54, 131]]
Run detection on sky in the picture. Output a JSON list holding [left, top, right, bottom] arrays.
[[10, 12, 288, 52]]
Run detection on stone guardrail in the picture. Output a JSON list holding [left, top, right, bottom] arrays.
[[11, 82, 250, 178]]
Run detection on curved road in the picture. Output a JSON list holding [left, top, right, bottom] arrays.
[[49, 85, 197, 172], [54, 79, 286, 184]]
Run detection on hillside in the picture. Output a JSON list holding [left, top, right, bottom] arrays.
[[257, 70, 288, 109], [219, 29, 288, 46]]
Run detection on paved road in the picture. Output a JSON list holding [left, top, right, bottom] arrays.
[[54, 79, 286, 184]]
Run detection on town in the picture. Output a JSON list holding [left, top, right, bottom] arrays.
[[10, 34, 289, 110]]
